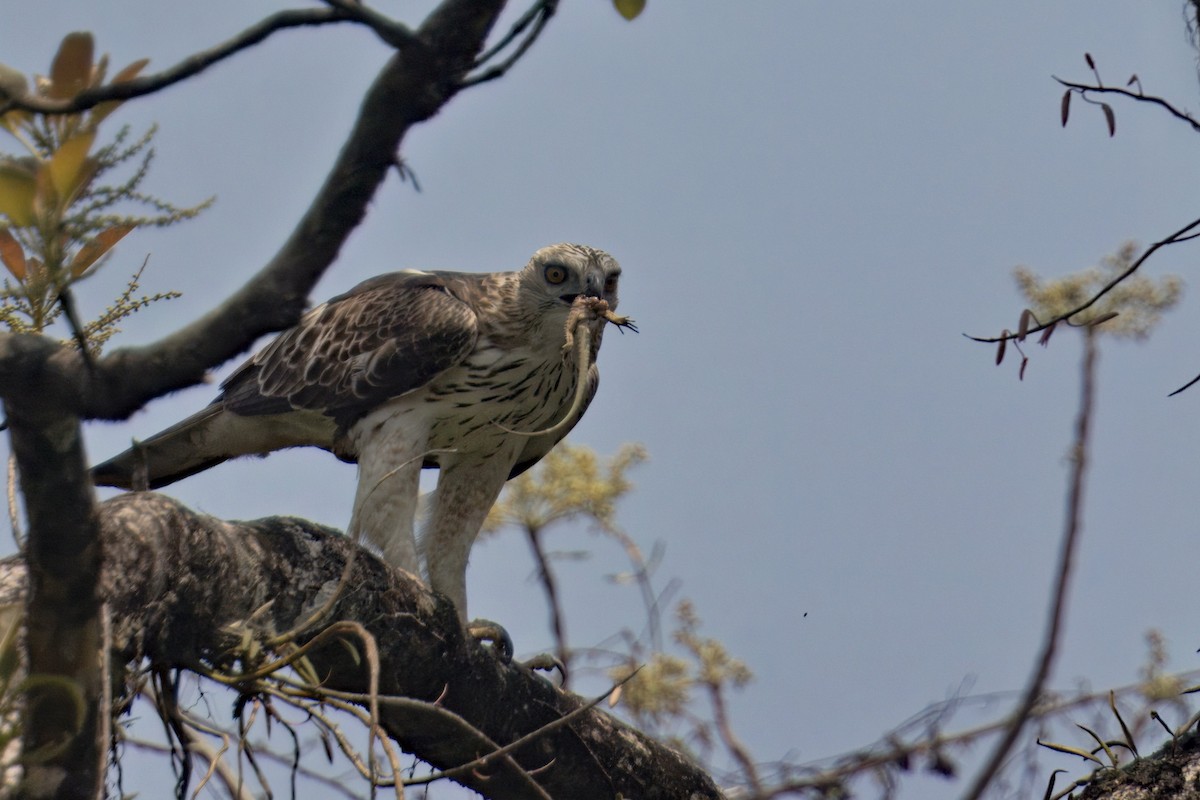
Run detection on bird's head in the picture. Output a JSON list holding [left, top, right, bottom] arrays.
[[520, 243, 621, 317]]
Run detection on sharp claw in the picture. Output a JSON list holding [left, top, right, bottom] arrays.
[[520, 653, 567, 686], [466, 618, 513, 663]]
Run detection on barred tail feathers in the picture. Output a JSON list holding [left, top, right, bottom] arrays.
[[91, 405, 336, 490]]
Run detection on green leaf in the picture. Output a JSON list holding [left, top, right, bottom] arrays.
[[0, 162, 36, 227], [47, 131, 95, 203], [613, 0, 646, 21]]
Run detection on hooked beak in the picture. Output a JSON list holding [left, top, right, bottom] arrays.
[[560, 270, 604, 304]]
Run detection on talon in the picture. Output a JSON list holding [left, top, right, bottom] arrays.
[[467, 618, 513, 663], [520, 653, 567, 685]]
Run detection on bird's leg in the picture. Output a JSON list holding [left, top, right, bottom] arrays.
[[420, 455, 511, 619], [347, 415, 426, 575]]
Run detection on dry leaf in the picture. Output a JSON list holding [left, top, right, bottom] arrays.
[[48, 32, 94, 99], [0, 228, 26, 280], [71, 224, 133, 276]]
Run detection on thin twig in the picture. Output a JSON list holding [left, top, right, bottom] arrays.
[[750, 666, 1200, 798], [405, 673, 637, 789], [318, 0, 420, 49], [525, 524, 571, 676], [966, 214, 1200, 344], [962, 329, 1097, 800], [55, 288, 95, 373], [706, 679, 762, 794], [462, 0, 559, 87], [475, 0, 553, 65], [6, 455, 22, 551], [0, 8, 413, 117], [123, 735, 259, 800], [1055, 77, 1200, 133]]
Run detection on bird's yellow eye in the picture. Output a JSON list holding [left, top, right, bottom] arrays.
[[544, 264, 568, 285]]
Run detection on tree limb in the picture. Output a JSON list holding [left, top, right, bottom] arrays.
[[0, 8, 414, 117], [0, 493, 724, 800], [2, 404, 104, 800], [1053, 77, 1200, 133]]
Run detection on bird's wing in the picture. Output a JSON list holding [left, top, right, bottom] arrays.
[[219, 271, 481, 427], [92, 271, 481, 489]]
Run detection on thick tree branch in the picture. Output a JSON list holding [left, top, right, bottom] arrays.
[[3, 405, 104, 800], [0, 494, 724, 800]]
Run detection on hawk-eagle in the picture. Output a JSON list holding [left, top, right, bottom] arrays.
[[93, 243, 624, 618]]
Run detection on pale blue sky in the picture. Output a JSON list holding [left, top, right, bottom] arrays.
[[6, 2, 1200, 797]]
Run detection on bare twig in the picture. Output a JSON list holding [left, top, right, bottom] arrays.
[[6, 455, 21, 551], [706, 679, 762, 794], [525, 525, 571, 675], [462, 0, 559, 87], [55, 288, 95, 372], [405, 673, 637, 789], [1055, 77, 1200, 133], [962, 329, 1098, 800], [318, 0, 421, 49], [0, 8, 414, 117]]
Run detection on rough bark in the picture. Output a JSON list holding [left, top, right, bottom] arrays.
[[3, 406, 103, 800], [0, 494, 723, 800], [1071, 729, 1200, 799]]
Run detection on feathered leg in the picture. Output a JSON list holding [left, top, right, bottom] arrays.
[[347, 411, 426, 576], [421, 451, 515, 619]]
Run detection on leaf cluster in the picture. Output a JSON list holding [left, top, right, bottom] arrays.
[[0, 32, 208, 347], [1014, 242, 1183, 340], [610, 601, 753, 762], [482, 440, 648, 536]]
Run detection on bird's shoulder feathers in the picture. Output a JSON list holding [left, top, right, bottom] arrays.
[[219, 270, 491, 427]]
